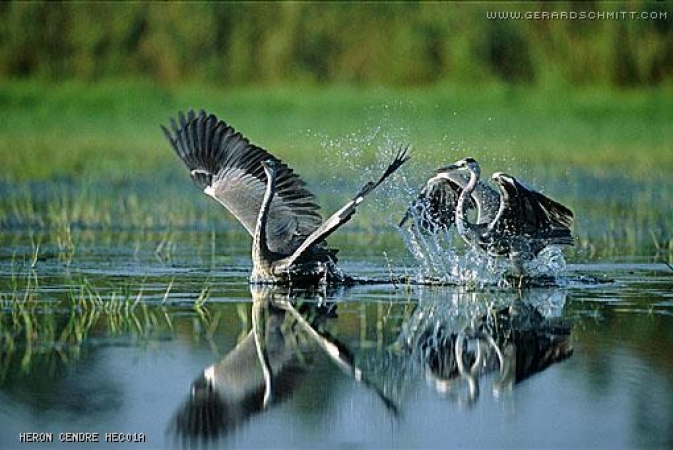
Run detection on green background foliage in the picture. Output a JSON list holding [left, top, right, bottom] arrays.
[[1, 1, 671, 88], [0, 1, 671, 255]]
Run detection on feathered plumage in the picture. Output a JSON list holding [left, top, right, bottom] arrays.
[[163, 108, 409, 284]]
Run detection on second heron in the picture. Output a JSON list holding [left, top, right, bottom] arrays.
[[402, 157, 574, 276]]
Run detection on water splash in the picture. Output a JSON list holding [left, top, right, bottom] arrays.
[[399, 225, 507, 287], [523, 245, 567, 278], [307, 115, 569, 287], [398, 207, 568, 287], [311, 114, 415, 226]]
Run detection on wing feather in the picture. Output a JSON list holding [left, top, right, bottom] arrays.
[[163, 108, 324, 255], [400, 169, 500, 231], [280, 146, 410, 269], [492, 175, 574, 245]]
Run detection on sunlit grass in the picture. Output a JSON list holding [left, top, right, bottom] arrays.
[[1, 79, 672, 182], [0, 79, 671, 260], [1, 184, 671, 263]]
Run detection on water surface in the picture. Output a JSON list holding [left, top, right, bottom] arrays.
[[1, 226, 672, 448]]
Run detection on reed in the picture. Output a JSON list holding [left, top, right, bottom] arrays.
[[0, 259, 228, 381]]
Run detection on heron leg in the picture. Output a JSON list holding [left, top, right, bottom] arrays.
[[509, 251, 534, 288]]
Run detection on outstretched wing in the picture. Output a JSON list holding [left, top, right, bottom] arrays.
[[279, 146, 410, 269], [491, 174, 574, 245], [399, 170, 500, 232], [162, 109, 324, 255]]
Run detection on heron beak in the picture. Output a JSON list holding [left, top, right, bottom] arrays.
[[437, 164, 459, 172], [491, 172, 510, 182]]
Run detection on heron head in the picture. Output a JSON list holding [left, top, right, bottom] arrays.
[[438, 157, 479, 173], [260, 159, 278, 172], [491, 172, 515, 185]]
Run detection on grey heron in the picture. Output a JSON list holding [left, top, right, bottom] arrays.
[[162, 109, 409, 285], [399, 165, 500, 233], [403, 157, 574, 276]]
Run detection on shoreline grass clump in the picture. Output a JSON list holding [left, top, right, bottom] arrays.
[[1, 181, 671, 265]]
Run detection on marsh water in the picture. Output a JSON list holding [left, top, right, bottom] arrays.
[[1, 172, 672, 449]]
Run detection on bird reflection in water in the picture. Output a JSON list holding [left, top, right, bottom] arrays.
[[399, 288, 573, 406], [171, 286, 573, 444], [171, 286, 397, 445]]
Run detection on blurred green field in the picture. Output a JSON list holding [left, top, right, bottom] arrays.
[[0, 79, 671, 260], [1, 79, 672, 182]]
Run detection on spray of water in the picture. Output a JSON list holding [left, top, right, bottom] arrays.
[[398, 201, 568, 287], [309, 106, 416, 226], [306, 108, 569, 287]]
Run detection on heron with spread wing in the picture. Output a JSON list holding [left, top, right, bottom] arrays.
[[401, 157, 574, 275], [162, 109, 409, 285]]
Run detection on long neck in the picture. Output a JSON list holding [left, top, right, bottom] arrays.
[[455, 167, 479, 240], [251, 299, 273, 409], [253, 168, 276, 270]]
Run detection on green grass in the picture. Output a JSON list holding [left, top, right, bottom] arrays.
[[1, 79, 672, 182], [0, 79, 672, 259]]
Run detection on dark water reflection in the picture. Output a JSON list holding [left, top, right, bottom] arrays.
[[171, 286, 573, 447], [1, 228, 672, 448]]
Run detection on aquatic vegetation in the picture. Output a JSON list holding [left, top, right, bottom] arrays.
[[0, 256, 227, 383]]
